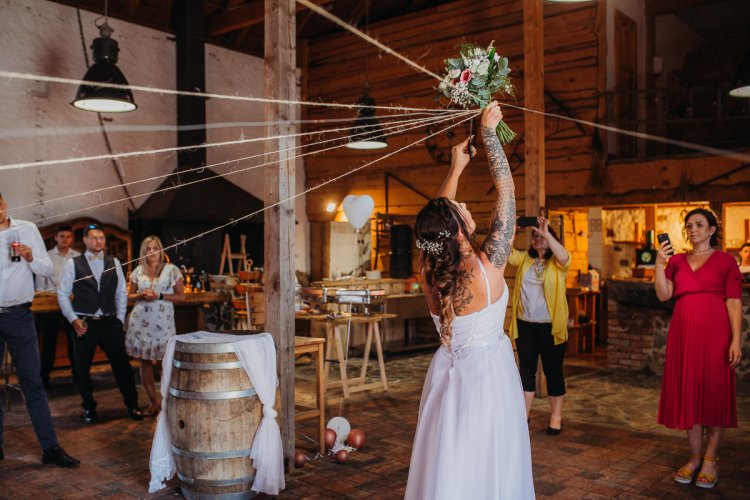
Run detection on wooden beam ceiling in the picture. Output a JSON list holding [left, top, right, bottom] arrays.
[[208, 0, 333, 36]]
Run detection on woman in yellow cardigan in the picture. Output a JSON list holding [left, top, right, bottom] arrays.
[[508, 217, 569, 434]]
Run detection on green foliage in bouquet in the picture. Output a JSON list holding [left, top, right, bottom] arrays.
[[438, 42, 516, 144]]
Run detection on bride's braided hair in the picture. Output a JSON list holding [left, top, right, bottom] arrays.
[[416, 198, 479, 348]]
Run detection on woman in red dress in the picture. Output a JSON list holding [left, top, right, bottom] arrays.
[[654, 208, 743, 489]]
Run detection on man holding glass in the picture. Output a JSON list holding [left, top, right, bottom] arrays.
[[0, 192, 79, 467]]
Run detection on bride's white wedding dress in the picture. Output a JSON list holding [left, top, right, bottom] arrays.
[[405, 259, 535, 499]]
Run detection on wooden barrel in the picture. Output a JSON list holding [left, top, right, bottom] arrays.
[[168, 340, 262, 499]]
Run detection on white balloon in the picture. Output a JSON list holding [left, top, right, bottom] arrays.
[[342, 194, 374, 230]]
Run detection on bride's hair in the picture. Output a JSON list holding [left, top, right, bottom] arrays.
[[416, 198, 479, 348]]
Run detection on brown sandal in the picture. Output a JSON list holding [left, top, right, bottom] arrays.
[[696, 456, 718, 489], [673, 453, 702, 484]]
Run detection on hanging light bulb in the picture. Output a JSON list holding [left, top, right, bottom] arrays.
[[72, 20, 136, 113], [347, 84, 388, 150]]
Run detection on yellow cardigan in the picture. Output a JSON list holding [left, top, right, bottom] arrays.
[[507, 248, 570, 345]]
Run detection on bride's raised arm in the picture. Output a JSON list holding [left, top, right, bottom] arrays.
[[479, 102, 516, 270]]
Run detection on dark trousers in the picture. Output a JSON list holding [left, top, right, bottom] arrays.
[[516, 319, 567, 397], [74, 317, 138, 411], [36, 314, 78, 385], [0, 308, 58, 451]]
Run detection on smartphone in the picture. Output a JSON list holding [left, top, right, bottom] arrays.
[[517, 216, 538, 228], [656, 233, 674, 256]]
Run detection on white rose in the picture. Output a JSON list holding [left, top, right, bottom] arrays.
[[449, 68, 461, 79]]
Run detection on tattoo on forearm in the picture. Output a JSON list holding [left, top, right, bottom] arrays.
[[480, 125, 515, 268]]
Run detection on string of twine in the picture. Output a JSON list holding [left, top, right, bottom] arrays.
[[9, 110, 474, 215]]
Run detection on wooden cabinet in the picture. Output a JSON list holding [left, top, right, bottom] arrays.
[[566, 289, 599, 357]]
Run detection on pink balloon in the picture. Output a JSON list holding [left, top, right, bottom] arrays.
[[324, 428, 337, 450], [335, 449, 349, 464], [346, 429, 366, 449]]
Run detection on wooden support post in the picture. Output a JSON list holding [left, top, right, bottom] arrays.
[[524, 0, 547, 397], [264, 0, 297, 469]]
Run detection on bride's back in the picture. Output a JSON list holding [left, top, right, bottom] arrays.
[[423, 253, 505, 317]]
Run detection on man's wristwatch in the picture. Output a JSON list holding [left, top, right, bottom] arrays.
[[159, 292, 164, 300]]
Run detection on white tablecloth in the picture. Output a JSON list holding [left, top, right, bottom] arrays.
[[148, 331, 284, 495]]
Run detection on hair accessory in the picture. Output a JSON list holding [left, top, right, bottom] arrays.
[[416, 230, 451, 256]]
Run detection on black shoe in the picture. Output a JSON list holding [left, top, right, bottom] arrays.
[[127, 407, 144, 421], [42, 445, 80, 468], [83, 409, 98, 424], [546, 423, 563, 435]]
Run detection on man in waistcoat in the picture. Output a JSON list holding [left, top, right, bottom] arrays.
[[57, 223, 143, 423], [0, 192, 79, 467]]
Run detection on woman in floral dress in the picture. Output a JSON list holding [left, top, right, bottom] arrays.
[[125, 236, 184, 415]]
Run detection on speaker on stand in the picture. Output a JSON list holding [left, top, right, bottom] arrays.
[[389, 224, 412, 279]]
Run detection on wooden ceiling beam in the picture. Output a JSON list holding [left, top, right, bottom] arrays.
[[208, 0, 332, 36]]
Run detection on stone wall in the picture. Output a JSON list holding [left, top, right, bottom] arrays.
[[607, 279, 750, 380]]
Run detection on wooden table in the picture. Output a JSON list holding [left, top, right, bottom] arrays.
[[295, 312, 396, 398], [32, 291, 230, 330], [32, 292, 230, 369]]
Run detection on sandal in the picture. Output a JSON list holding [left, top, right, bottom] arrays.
[[696, 456, 718, 489], [673, 453, 702, 484]]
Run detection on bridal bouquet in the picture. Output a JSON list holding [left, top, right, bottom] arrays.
[[438, 42, 516, 144]]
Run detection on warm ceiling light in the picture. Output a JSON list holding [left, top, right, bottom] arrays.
[[346, 84, 388, 150], [326, 202, 337, 212], [72, 21, 136, 113]]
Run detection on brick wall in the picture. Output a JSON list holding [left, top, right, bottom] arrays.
[[607, 280, 750, 380]]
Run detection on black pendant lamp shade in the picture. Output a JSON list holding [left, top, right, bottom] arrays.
[[347, 85, 388, 150], [729, 48, 750, 97], [72, 22, 137, 113]]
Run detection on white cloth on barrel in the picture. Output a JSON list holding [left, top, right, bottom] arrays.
[[148, 331, 285, 495]]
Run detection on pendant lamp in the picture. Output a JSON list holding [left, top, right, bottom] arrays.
[[72, 20, 137, 113], [346, 0, 387, 150], [729, 39, 750, 97], [347, 84, 388, 150]]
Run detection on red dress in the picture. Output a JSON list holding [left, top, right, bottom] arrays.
[[657, 251, 742, 429]]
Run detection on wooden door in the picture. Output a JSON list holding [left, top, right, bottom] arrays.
[[614, 10, 638, 158]]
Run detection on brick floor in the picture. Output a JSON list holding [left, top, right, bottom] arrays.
[[0, 349, 748, 499]]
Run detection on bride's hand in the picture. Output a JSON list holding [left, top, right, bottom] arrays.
[[481, 101, 503, 130], [451, 136, 475, 174]]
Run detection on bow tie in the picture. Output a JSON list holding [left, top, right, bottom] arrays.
[[88, 253, 104, 262]]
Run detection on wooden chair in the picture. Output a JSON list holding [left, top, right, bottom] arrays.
[[294, 336, 326, 454]]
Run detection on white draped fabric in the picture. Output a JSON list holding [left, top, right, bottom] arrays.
[[148, 331, 285, 495]]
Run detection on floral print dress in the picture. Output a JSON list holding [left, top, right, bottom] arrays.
[[125, 263, 182, 360]]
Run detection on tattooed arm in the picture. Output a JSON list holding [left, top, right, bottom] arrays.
[[479, 102, 516, 270]]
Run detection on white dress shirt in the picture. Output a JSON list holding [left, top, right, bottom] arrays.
[[35, 246, 81, 292], [57, 250, 128, 324], [0, 218, 53, 307]]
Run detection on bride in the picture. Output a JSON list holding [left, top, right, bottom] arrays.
[[405, 102, 535, 499]]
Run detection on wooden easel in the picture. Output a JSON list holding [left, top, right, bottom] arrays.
[[219, 234, 250, 275]]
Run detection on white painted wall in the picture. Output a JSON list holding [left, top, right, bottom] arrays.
[[0, 0, 310, 272]]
